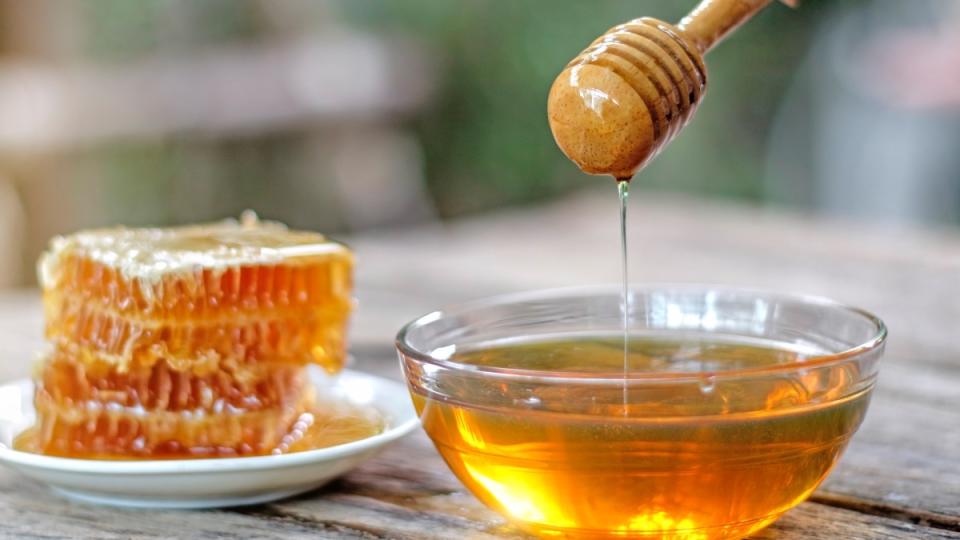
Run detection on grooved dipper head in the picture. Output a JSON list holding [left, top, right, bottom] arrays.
[[548, 18, 707, 179]]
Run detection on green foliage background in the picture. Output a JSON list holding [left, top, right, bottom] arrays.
[[338, 0, 851, 216], [33, 0, 866, 230]]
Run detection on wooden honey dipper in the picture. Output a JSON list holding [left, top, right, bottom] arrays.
[[548, 0, 795, 180]]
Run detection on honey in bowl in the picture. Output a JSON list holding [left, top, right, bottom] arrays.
[[397, 288, 885, 539]]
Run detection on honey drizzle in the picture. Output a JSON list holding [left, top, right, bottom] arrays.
[[616, 179, 631, 412]]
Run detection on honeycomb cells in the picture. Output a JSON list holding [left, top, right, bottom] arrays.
[[33, 373, 312, 458], [28, 221, 356, 459], [43, 251, 353, 373], [39, 350, 308, 412]]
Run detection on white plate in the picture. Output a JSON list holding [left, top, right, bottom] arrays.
[[0, 369, 418, 509]]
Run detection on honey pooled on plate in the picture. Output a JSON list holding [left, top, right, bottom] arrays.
[[412, 336, 870, 539], [20, 214, 384, 459]]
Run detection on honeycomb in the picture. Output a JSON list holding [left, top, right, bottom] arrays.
[[25, 216, 355, 458], [40, 221, 353, 374], [39, 349, 307, 412], [33, 372, 313, 458]]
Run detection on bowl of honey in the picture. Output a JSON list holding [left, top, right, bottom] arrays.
[[396, 286, 886, 539]]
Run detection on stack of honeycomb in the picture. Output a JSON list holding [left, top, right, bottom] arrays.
[[32, 216, 353, 458]]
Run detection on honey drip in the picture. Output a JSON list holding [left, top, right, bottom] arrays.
[[617, 179, 630, 410]]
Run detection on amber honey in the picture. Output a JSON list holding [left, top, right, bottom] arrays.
[[411, 336, 871, 539]]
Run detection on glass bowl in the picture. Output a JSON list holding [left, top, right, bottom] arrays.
[[396, 286, 886, 539]]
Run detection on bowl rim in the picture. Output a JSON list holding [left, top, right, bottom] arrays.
[[394, 284, 887, 383]]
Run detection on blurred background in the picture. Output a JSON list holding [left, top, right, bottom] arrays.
[[0, 0, 958, 287]]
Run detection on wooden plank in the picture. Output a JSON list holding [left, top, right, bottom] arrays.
[[752, 503, 960, 540], [0, 433, 954, 540], [1, 192, 959, 537], [0, 470, 330, 539]]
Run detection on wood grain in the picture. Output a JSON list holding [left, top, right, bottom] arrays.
[[0, 432, 956, 539], [1, 191, 959, 538]]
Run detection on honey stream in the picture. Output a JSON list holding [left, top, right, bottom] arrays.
[[618, 179, 631, 411]]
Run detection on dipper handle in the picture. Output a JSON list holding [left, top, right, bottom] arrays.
[[679, 0, 790, 54]]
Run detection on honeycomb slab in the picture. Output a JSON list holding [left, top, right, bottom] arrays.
[[25, 215, 359, 458]]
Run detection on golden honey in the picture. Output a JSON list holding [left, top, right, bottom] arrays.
[[411, 337, 870, 539]]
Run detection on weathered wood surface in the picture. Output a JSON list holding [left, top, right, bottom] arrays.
[[0, 190, 958, 538], [0, 431, 953, 540]]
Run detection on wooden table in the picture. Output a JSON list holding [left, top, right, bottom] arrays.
[[0, 190, 957, 539]]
